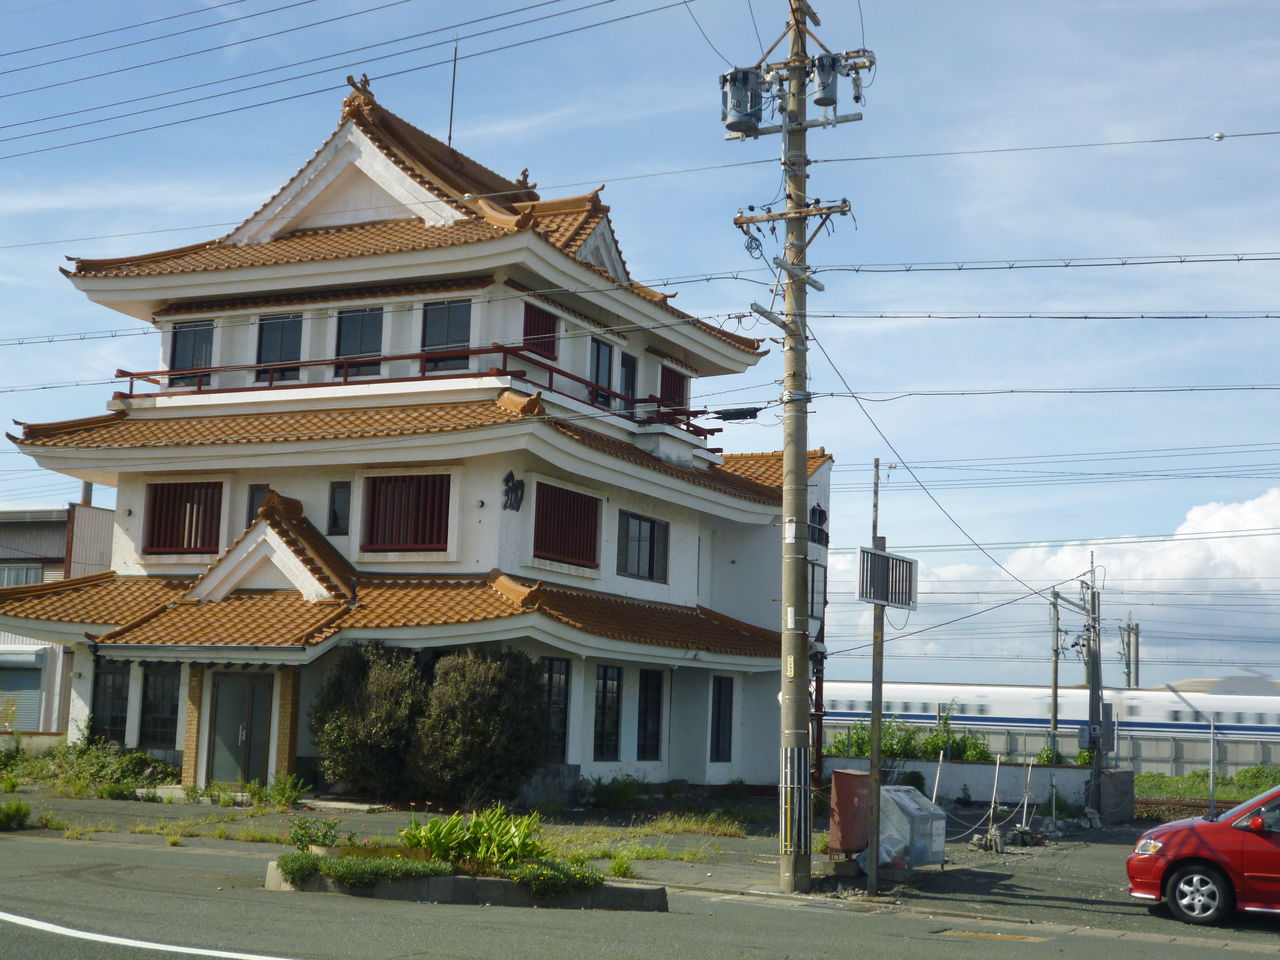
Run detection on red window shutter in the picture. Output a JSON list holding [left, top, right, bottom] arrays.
[[523, 303, 558, 360], [533, 483, 599, 567], [659, 367, 689, 408], [362, 474, 450, 551], [144, 482, 222, 553]]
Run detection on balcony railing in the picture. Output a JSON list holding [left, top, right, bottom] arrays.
[[115, 345, 721, 439]]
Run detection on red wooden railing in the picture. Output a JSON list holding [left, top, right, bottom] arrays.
[[116, 344, 722, 439]]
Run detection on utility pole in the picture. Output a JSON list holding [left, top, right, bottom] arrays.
[[1087, 557, 1103, 812], [721, 0, 874, 895], [867, 459, 885, 897], [1050, 590, 1060, 744], [1132, 621, 1139, 688]]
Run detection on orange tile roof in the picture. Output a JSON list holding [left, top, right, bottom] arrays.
[[0, 572, 192, 625], [156, 276, 493, 318], [718, 448, 833, 488], [98, 592, 348, 647], [550, 421, 781, 505], [15, 394, 533, 450], [68, 219, 512, 279], [0, 567, 777, 658]]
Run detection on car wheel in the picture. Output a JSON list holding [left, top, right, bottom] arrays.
[[1166, 864, 1234, 925]]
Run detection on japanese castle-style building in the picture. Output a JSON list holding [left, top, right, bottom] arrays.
[[0, 80, 831, 790]]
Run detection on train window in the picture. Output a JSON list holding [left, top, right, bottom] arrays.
[[845, 700, 855, 711], [1259, 713, 1268, 725], [1126, 705, 1138, 717], [977, 704, 988, 716], [1236, 712, 1245, 724], [1169, 710, 1180, 722]]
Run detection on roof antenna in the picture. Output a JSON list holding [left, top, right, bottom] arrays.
[[447, 38, 459, 147]]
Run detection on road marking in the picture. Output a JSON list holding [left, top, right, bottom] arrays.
[[0, 909, 305, 960]]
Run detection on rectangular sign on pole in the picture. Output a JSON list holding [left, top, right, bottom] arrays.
[[858, 547, 917, 610]]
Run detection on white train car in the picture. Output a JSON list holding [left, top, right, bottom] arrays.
[[820, 681, 1280, 741]]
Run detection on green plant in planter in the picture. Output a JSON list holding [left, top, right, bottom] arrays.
[[285, 815, 357, 851], [504, 859, 603, 898]]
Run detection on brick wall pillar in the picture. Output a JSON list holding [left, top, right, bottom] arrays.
[[273, 666, 300, 778], [181, 664, 205, 788]]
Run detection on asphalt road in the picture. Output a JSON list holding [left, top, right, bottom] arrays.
[[4, 829, 1280, 960]]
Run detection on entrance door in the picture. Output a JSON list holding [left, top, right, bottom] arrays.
[[208, 674, 272, 784]]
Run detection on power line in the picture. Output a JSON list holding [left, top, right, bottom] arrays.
[[0, 0, 421, 99], [0, 0, 620, 147], [0, 0, 692, 160], [813, 251, 1280, 275], [0, 0, 320, 76], [1, 0, 252, 57], [827, 526, 1280, 554], [812, 129, 1278, 166]]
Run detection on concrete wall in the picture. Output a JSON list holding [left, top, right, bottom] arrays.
[[822, 755, 1094, 809]]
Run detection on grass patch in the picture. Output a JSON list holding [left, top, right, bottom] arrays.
[[0, 798, 30, 830], [646, 812, 745, 837], [608, 854, 635, 878], [166, 835, 182, 847], [36, 811, 67, 831], [62, 821, 115, 840], [1135, 768, 1279, 803]]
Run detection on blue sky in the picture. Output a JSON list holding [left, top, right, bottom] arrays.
[[2, 0, 1279, 690]]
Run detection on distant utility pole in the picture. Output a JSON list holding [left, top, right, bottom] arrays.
[[720, 0, 875, 895], [1120, 616, 1140, 689], [1050, 590, 1060, 741], [1059, 558, 1104, 812], [867, 459, 885, 897]]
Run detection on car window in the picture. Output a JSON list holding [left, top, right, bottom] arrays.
[[1223, 787, 1280, 825]]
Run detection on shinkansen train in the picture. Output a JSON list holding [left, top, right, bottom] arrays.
[[820, 681, 1280, 740]]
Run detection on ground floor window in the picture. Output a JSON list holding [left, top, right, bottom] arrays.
[[139, 664, 181, 765], [90, 660, 130, 745], [636, 669, 662, 761], [594, 665, 621, 762], [710, 675, 733, 763], [542, 657, 569, 763]]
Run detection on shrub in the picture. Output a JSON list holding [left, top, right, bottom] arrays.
[[398, 806, 546, 866], [413, 650, 549, 805], [1, 775, 17, 793], [277, 850, 322, 886], [586, 775, 643, 810], [309, 643, 430, 799], [897, 770, 926, 794], [1075, 749, 1094, 767], [1234, 766, 1280, 791], [1035, 746, 1065, 766], [13, 738, 177, 789], [503, 859, 602, 899], [0, 798, 30, 830], [823, 714, 993, 763], [96, 782, 138, 801], [277, 850, 453, 888], [285, 815, 357, 851], [269, 773, 309, 808]]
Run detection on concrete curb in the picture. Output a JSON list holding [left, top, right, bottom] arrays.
[[265, 861, 668, 912]]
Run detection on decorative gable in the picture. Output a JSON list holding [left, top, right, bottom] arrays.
[[185, 490, 354, 603], [575, 217, 631, 282]]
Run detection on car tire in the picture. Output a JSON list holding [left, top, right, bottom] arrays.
[[1165, 863, 1234, 925]]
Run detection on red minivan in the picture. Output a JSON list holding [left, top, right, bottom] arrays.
[[1128, 785, 1280, 924]]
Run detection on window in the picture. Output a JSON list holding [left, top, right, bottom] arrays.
[[542, 657, 570, 764], [246, 483, 268, 526], [533, 483, 599, 568], [710, 675, 733, 763], [637, 669, 662, 762], [808, 561, 827, 618], [594, 665, 621, 762], [659, 367, 689, 409], [0, 564, 41, 587], [335, 306, 383, 376], [256, 313, 301, 381], [809, 503, 829, 546], [362, 474, 450, 551], [139, 664, 181, 764], [422, 299, 471, 371], [90, 661, 130, 745], [522, 303, 557, 359], [327, 481, 351, 536], [169, 320, 212, 387], [619, 353, 638, 412], [617, 511, 668, 582], [144, 482, 222, 553], [590, 338, 613, 406]]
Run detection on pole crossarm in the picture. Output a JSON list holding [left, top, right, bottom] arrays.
[[734, 202, 851, 226]]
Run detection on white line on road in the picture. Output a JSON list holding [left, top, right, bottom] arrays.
[[0, 909, 306, 960]]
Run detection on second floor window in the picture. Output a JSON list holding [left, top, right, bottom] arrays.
[[256, 313, 302, 381], [808, 561, 827, 619], [659, 367, 689, 409], [327, 481, 351, 536], [362, 474, 450, 551], [422, 299, 471, 371], [144, 481, 222, 553], [245, 483, 268, 526], [523, 303, 557, 360], [335, 306, 383, 377], [590, 339, 613, 406], [619, 353, 637, 412], [533, 482, 599, 568], [169, 320, 212, 387], [617, 511, 668, 582]]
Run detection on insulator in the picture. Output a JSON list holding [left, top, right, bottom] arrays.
[[720, 68, 763, 133], [810, 53, 840, 108]]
